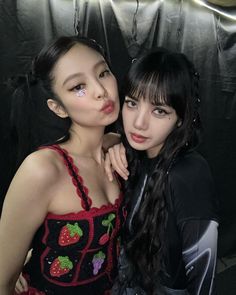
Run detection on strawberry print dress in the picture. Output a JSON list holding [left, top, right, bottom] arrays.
[[21, 145, 126, 295]]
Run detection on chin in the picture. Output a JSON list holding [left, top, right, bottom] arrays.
[[128, 141, 146, 151]]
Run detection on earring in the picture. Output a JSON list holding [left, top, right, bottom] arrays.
[[177, 120, 182, 127]]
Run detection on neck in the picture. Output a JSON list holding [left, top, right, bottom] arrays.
[[67, 125, 105, 164]]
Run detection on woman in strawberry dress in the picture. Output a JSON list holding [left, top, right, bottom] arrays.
[[0, 36, 125, 295]]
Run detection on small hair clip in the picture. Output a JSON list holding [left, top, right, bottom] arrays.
[[76, 89, 86, 97], [132, 58, 137, 64], [195, 98, 201, 103]]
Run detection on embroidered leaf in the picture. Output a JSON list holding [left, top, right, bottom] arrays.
[[94, 251, 106, 260], [67, 223, 83, 237], [102, 219, 110, 226], [108, 213, 115, 221], [58, 256, 73, 270]]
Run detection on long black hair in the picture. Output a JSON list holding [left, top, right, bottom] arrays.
[[122, 48, 201, 293], [10, 36, 107, 168]]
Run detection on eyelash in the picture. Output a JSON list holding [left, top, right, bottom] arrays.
[[124, 99, 137, 108], [153, 108, 168, 116], [70, 84, 85, 92], [99, 69, 110, 78], [125, 99, 169, 116]]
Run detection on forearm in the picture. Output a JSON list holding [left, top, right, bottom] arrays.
[[102, 132, 121, 151], [180, 220, 218, 294]]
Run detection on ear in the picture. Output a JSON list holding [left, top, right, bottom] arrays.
[[47, 99, 68, 118]]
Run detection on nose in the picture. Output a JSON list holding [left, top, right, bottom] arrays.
[[93, 79, 107, 100], [133, 109, 149, 130]]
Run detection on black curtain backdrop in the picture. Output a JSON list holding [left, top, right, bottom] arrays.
[[0, 0, 236, 271]]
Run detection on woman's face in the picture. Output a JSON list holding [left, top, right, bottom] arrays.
[[49, 43, 120, 128], [122, 96, 178, 158]]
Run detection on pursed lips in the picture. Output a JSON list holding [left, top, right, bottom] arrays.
[[100, 100, 115, 113]]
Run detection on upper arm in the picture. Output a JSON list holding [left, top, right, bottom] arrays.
[[0, 152, 55, 286], [170, 152, 219, 223]]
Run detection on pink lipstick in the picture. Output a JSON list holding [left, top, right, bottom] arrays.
[[100, 100, 115, 114], [130, 133, 148, 143]]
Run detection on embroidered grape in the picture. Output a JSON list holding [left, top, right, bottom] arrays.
[[92, 251, 106, 275]]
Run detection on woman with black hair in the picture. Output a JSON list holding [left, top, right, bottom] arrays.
[[0, 36, 125, 295], [106, 48, 219, 294]]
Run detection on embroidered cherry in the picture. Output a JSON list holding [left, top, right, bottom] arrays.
[[50, 256, 73, 277], [92, 251, 106, 275], [99, 213, 116, 245], [99, 233, 110, 245], [58, 222, 83, 246]]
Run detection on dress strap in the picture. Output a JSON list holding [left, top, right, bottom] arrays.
[[39, 144, 92, 211]]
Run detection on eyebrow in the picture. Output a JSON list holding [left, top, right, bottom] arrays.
[[127, 95, 139, 102], [127, 95, 166, 107], [62, 60, 107, 86]]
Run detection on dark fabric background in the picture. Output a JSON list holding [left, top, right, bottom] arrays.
[[0, 0, 235, 268]]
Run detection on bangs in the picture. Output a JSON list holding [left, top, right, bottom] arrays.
[[125, 72, 173, 106], [125, 64, 189, 115]]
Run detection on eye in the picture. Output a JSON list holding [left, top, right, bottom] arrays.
[[70, 84, 85, 92], [124, 99, 137, 108], [69, 84, 87, 97], [153, 107, 168, 116], [99, 69, 110, 78]]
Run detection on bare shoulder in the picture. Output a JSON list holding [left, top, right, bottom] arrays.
[[0, 148, 64, 228], [7, 148, 63, 204], [17, 148, 62, 184]]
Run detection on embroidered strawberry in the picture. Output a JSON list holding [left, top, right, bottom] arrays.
[[58, 222, 83, 246], [98, 213, 116, 246], [50, 256, 73, 277]]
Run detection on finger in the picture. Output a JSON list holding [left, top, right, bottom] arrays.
[[104, 153, 114, 182], [20, 274, 29, 291], [15, 273, 28, 293], [112, 145, 129, 177], [15, 282, 24, 293], [15, 286, 21, 294], [108, 147, 129, 180], [119, 143, 128, 168]]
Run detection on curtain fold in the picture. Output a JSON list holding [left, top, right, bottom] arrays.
[[0, 0, 235, 259]]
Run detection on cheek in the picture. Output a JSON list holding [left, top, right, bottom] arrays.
[[122, 107, 129, 128], [164, 119, 178, 137], [109, 77, 119, 96]]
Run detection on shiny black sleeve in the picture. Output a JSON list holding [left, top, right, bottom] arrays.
[[169, 152, 219, 294], [179, 219, 218, 295]]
